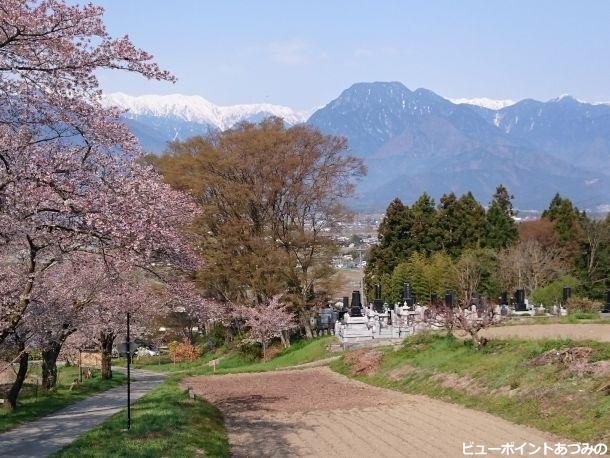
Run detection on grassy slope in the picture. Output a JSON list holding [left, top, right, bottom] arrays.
[[331, 333, 610, 445], [54, 336, 336, 457], [0, 366, 126, 433], [119, 335, 335, 375]]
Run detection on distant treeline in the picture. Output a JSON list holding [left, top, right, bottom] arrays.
[[364, 187, 610, 307]]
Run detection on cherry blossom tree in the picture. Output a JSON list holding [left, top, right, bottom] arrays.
[[0, 1, 200, 351], [80, 263, 172, 379], [159, 279, 227, 343], [25, 254, 107, 389], [238, 295, 296, 360]]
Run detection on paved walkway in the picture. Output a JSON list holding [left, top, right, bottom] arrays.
[[0, 368, 165, 458]]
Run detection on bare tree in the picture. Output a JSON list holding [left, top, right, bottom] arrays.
[[426, 296, 502, 349], [498, 239, 565, 295], [581, 218, 608, 282], [454, 253, 483, 305]]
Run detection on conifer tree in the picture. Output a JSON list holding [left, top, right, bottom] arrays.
[[365, 198, 413, 280], [410, 193, 441, 255], [542, 193, 582, 243], [485, 185, 518, 250], [437, 192, 461, 257], [438, 192, 486, 257]]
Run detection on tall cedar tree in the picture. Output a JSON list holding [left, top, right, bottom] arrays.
[[154, 118, 365, 337], [542, 194, 583, 243], [438, 192, 486, 257], [410, 193, 441, 255], [485, 185, 518, 250], [364, 198, 412, 296]]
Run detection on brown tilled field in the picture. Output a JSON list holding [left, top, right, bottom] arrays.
[[480, 323, 610, 341], [184, 367, 560, 457]]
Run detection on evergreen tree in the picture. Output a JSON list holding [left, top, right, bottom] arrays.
[[410, 193, 441, 255], [438, 192, 486, 257], [542, 193, 582, 242], [456, 192, 486, 249], [485, 185, 518, 250], [437, 192, 461, 257], [364, 198, 413, 294]]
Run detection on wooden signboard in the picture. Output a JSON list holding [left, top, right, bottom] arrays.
[[80, 350, 103, 369], [208, 358, 219, 373]]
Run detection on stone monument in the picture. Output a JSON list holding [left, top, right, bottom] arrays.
[[514, 288, 526, 312]]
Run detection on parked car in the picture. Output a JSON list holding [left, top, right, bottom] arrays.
[[135, 346, 159, 358]]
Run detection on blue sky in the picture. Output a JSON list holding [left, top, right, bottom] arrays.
[[95, 0, 610, 110]]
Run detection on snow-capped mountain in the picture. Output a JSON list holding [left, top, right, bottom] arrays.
[[308, 82, 610, 211], [449, 97, 516, 110], [102, 93, 311, 131]]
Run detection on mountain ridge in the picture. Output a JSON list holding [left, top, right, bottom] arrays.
[[307, 82, 610, 211], [105, 83, 610, 211], [102, 92, 312, 131]]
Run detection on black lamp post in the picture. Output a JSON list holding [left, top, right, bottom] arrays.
[[126, 311, 131, 430]]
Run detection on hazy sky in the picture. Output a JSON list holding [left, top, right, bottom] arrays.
[[95, 0, 610, 110]]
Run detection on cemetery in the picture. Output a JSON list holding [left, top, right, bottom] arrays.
[[327, 283, 610, 344]]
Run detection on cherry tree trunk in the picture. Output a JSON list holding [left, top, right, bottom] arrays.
[[41, 341, 62, 390], [279, 330, 290, 348], [7, 349, 29, 410], [299, 312, 313, 339], [100, 331, 115, 380]]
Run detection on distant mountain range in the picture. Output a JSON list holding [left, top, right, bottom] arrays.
[[105, 84, 610, 212], [101, 93, 311, 153]]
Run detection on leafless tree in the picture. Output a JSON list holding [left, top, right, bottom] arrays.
[[498, 239, 565, 295], [425, 296, 502, 349]]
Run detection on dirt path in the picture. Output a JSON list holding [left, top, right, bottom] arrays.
[[480, 323, 610, 342], [185, 367, 561, 457]]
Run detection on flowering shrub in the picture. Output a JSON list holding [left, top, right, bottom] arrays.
[[168, 340, 202, 363]]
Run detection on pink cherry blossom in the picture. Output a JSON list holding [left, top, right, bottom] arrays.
[[0, 1, 200, 347]]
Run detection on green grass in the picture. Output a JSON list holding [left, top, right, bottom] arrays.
[[119, 335, 336, 375], [0, 366, 126, 433], [53, 375, 229, 458], [55, 336, 337, 457], [332, 333, 610, 444]]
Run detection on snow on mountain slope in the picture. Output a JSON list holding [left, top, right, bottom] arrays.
[[102, 93, 311, 130], [449, 97, 516, 110]]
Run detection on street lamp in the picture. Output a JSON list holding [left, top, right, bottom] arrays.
[[117, 312, 137, 430]]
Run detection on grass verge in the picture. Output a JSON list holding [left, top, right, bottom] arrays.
[[0, 366, 125, 433], [331, 333, 610, 445], [52, 375, 229, 458]]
